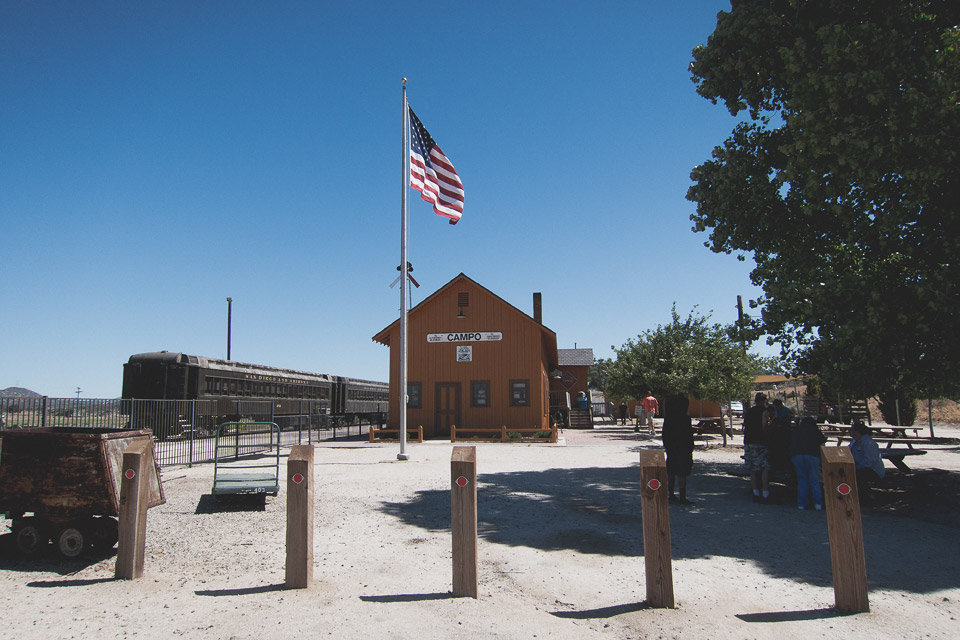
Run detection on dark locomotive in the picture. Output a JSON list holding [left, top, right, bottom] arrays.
[[122, 352, 388, 438]]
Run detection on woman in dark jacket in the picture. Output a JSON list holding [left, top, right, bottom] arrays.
[[790, 416, 826, 510], [662, 394, 695, 505]]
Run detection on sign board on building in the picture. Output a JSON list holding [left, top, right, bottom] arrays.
[[561, 371, 577, 389], [457, 346, 473, 362], [427, 332, 502, 343]]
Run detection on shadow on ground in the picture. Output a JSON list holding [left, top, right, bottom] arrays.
[[195, 493, 267, 514], [0, 532, 117, 575], [377, 457, 960, 594]]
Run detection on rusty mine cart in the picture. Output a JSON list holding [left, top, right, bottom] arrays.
[[0, 428, 165, 558]]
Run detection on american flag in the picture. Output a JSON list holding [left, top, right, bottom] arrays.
[[409, 107, 464, 225]]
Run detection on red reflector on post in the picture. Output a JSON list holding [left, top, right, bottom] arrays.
[[456, 476, 468, 488], [837, 482, 852, 496]]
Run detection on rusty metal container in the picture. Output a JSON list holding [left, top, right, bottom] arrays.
[[0, 427, 165, 557]]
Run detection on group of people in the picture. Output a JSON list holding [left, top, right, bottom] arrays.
[[743, 392, 886, 508], [616, 392, 659, 435], [617, 390, 888, 509]]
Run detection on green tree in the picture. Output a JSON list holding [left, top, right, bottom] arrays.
[[608, 307, 756, 404], [588, 358, 615, 392], [687, 0, 960, 402]]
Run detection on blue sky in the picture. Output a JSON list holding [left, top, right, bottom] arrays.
[[0, 0, 768, 398]]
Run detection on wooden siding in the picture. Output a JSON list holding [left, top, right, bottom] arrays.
[[376, 275, 556, 438]]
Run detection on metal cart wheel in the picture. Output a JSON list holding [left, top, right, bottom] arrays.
[[89, 516, 119, 550], [56, 524, 86, 558], [13, 518, 46, 555]]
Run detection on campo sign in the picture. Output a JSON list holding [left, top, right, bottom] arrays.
[[427, 331, 502, 343]]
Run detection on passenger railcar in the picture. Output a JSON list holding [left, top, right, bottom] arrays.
[[122, 352, 388, 437]]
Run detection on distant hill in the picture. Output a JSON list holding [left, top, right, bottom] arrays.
[[0, 387, 41, 398]]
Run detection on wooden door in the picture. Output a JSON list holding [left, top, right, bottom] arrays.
[[435, 382, 461, 437]]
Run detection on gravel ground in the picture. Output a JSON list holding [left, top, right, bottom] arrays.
[[2, 422, 959, 639]]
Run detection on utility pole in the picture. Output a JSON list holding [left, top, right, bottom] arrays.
[[737, 295, 750, 413], [226, 297, 233, 361]]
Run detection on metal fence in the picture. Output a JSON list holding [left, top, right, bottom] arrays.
[[0, 396, 375, 467]]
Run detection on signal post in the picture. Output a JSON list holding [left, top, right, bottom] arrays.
[[640, 449, 674, 608], [451, 446, 478, 598], [821, 446, 869, 613]]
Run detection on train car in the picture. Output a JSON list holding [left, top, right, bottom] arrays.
[[122, 352, 387, 437], [334, 376, 390, 426]]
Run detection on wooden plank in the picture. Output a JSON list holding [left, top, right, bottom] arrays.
[[640, 449, 674, 608], [115, 451, 147, 580], [451, 446, 478, 598], [285, 445, 314, 589], [821, 446, 870, 613]]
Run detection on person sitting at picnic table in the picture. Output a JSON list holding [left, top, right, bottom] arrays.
[[790, 416, 826, 510], [849, 421, 885, 499], [772, 398, 792, 421]]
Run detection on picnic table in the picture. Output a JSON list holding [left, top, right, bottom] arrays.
[[828, 428, 930, 472], [694, 417, 732, 437]]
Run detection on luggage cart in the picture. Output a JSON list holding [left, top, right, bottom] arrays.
[[211, 422, 281, 500]]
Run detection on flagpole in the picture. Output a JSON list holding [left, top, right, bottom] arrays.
[[398, 78, 410, 461]]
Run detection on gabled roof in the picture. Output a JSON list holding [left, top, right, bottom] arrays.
[[558, 348, 594, 366], [372, 272, 556, 347]]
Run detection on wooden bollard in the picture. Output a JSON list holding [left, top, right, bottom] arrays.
[[451, 446, 478, 598], [115, 451, 148, 580], [640, 449, 674, 608], [821, 446, 869, 613], [285, 445, 314, 589]]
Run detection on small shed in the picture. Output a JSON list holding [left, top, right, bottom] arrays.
[[550, 348, 594, 408], [372, 273, 558, 438]]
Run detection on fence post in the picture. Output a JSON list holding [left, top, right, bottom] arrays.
[[451, 446, 478, 598], [115, 451, 148, 579], [41, 396, 47, 428], [188, 400, 196, 468], [640, 449, 674, 608], [285, 444, 314, 589], [821, 446, 869, 613]]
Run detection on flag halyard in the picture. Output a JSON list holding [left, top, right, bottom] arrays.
[[408, 107, 464, 225]]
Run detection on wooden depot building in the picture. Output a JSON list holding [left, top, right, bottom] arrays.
[[372, 273, 559, 439]]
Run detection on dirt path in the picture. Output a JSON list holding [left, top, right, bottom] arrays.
[[2, 424, 959, 639]]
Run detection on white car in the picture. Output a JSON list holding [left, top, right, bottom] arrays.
[[721, 402, 744, 417]]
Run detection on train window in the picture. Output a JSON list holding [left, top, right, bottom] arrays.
[[471, 380, 490, 408], [407, 382, 421, 408], [510, 379, 529, 407]]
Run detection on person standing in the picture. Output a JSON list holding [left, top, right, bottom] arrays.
[[790, 416, 826, 510], [619, 401, 627, 426], [662, 394, 695, 505], [743, 393, 772, 502], [641, 391, 659, 435]]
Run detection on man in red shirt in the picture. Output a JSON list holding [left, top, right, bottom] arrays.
[[640, 391, 659, 435]]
